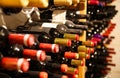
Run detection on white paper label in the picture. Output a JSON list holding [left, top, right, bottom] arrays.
[[52, 19, 67, 24], [52, 10, 67, 21], [41, 23, 58, 28]]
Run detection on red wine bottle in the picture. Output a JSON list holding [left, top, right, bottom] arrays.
[[7, 44, 46, 61], [0, 52, 29, 72], [29, 60, 68, 73]]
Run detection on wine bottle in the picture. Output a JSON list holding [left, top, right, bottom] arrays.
[[0, 26, 9, 54], [47, 71, 68, 78], [11, 26, 81, 41], [40, 10, 90, 20], [33, 19, 88, 30], [29, 60, 68, 73], [0, 25, 36, 47], [7, 44, 46, 61], [29, 22, 83, 35], [23, 71, 48, 78], [0, 69, 48, 78], [37, 32, 72, 47], [0, 0, 29, 7], [8, 33, 36, 47], [0, 52, 29, 72], [55, 56, 84, 66]]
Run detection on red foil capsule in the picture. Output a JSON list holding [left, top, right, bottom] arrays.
[[64, 52, 79, 59], [39, 43, 59, 53], [61, 64, 68, 73], [23, 49, 46, 61], [39, 72, 48, 78], [0, 58, 29, 72], [8, 34, 35, 47], [88, 0, 99, 5]]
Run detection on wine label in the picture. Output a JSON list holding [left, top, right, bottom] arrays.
[[52, 10, 67, 21], [17, 58, 24, 72], [24, 34, 30, 47], [41, 23, 58, 28], [52, 20, 67, 24]]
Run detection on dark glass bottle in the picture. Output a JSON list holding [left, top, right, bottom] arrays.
[[0, 26, 9, 54], [47, 71, 68, 78], [0, 52, 29, 72], [29, 60, 68, 73], [30, 22, 83, 35], [40, 10, 90, 20], [34, 19, 88, 30], [87, 4, 118, 20], [14, 22, 83, 35], [7, 44, 46, 61], [37, 32, 72, 47], [0, 69, 48, 78], [0, 25, 36, 47]]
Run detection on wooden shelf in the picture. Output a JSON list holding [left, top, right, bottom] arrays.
[[78, 0, 87, 78]]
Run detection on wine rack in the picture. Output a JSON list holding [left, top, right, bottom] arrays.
[[0, 0, 118, 78]]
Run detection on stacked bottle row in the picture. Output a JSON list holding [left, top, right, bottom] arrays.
[[85, 0, 117, 78], [0, 25, 93, 78]]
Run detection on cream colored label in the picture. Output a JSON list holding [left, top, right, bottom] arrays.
[[36, 50, 42, 61], [52, 20, 66, 24], [17, 58, 24, 72], [52, 10, 67, 21], [41, 23, 58, 28]]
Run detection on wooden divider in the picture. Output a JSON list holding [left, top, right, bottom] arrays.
[[78, 0, 87, 78]]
